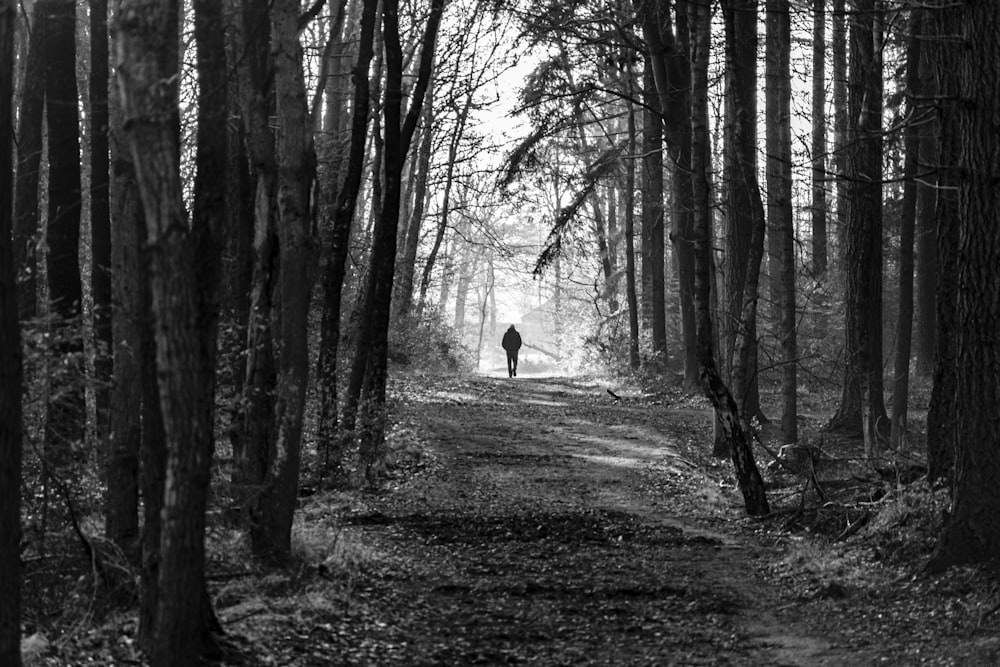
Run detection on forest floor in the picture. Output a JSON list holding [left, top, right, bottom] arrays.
[[22, 370, 1000, 665]]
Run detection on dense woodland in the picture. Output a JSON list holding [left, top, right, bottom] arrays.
[[2, 0, 1000, 664]]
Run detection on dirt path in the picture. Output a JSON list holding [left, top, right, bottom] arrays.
[[270, 372, 862, 666]]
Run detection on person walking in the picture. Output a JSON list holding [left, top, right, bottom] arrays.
[[501, 325, 522, 378]]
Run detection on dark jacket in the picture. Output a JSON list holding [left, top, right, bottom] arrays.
[[502, 327, 522, 352]]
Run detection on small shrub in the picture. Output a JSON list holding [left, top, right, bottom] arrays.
[[862, 484, 950, 565], [388, 306, 474, 373]]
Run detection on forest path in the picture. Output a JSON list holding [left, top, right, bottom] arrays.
[[281, 372, 862, 665]]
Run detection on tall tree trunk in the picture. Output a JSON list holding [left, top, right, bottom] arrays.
[[591, 191, 616, 311], [829, 0, 887, 453], [721, 0, 765, 424], [810, 0, 827, 275], [661, 0, 698, 389], [44, 0, 84, 465], [889, 9, 923, 452], [90, 0, 112, 433], [252, 0, 315, 560], [345, 0, 444, 481], [117, 0, 226, 660], [415, 84, 472, 318], [106, 2, 142, 551], [926, 1, 960, 486], [832, 0, 847, 259], [624, 68, 640, 370], [640, 57, 666, 362], [394, 78, 434, 317], [230, 0, 278, 523], [221, 4, 255, 428], [691, 0, 768, 517], [927, 2, 1000, 571], [315, 0, 378, 479], [766, 0, 797, 446], [0, 2, 22, 663], [13, 0, 43, 320], [913, 14, 938, 379], [605, 183, 620, 308]]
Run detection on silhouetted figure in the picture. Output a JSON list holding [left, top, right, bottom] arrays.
[[501, 325, 522, 377]]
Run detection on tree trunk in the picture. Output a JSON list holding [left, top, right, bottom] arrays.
[[663, 1, 698, 389], [415, 85, 472, 318], [810, 0, 827, 275], [640, 57, 666, 362], [90, 0, 112, 433], [926, 1, 960, 486], [117, 0, 226, 660], [221, 6, 255, 427], [346, 0, 443, 482], [229, 0, 278, 523], [106, 3, 142, 551], [829, 0, 887, 452], [766, 0, 796, 446], [913, 11, 938, 379], [315, 0, 378, 478], [591, 191, 616, 311], [832, 0, 847, 259], [394, 79, 434, 317], [624, 67, 640, 370], [691, 0, 768, 517], [13, 0, 43, 320], [721, 0, 765, 424], [889, 9, 923, 452], [927, 2, 1000, 571], [251, 0, 315, 560], [44, 0, 84, 464], [0, 3, 22, 663]]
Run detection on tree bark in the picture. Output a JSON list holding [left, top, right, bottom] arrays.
[[252, 0, 315, 560], [44, 0, 84, 464], [889, 9, 923, 452], [230, 0, 278, 524], [623, 66, 640, 370], [12, 0, 43, 320], [661, 1, 698, 389], [106, 0, 142, 551], [926, 1, 960, 486], [766, 0, 797, 446], [913, 7, 938, 379], [117, 0, 226, 660], [639, 56, 666, 362], [721, 0, 765, 424], [90, 0, 112, 433], [0, 2, 22, 663], [831, 0, 847, 259], [927, 1, 1000, 571], [691, 0, 768, 517], [829, 0, 887, 453]]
